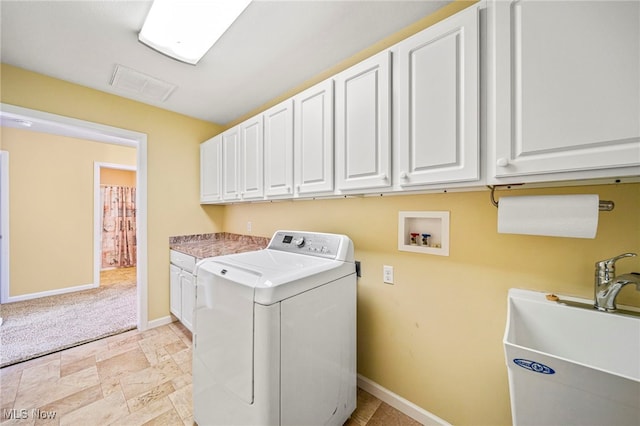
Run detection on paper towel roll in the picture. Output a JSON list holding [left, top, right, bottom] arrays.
[[497, 194, 599, 238]]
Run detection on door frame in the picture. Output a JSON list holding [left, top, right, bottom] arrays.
[[94, 162, 137, 286], [0, 151, 9, 306], [0, 103, 149, 330]]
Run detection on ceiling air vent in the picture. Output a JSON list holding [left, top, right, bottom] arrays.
[[110, 64, 177, 102]]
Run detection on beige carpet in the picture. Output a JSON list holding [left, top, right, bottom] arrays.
[[0, 268, 137, 368]]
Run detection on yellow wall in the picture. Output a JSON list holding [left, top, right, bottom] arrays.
[[0, 63, 225, 319], [101, 168, 136, 187], [1, 127, 137, 295], [223, 183, 640, 424]]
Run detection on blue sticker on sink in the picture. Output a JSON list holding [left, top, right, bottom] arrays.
[[513, 358, 555, 374]]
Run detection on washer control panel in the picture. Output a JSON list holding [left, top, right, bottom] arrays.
[[268, 231, 345, 259]]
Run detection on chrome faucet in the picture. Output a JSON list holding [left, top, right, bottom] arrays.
[[594, 252, 640, 312]]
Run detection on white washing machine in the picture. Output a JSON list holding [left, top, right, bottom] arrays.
[[193, 230, 357, 426]]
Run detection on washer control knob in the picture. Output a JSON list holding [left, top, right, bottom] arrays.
[[293, 236, 305, 247]]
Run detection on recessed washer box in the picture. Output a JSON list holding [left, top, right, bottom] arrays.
[[398, 211, 450, 256]]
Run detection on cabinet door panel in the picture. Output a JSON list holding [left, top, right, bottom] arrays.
[[336, 51, 391, 191], [397, 4, 479, 186], [170, 264, 181, 318], [264, 99, 294, 197], [489, 0, 640, 180], [294, 80, 334, 195], [181, 271, 195, 332], [200, 135, 222, 203], [240, 116, 264, 200], [411, 34, 458, 169], [222, 127, 240, 201]]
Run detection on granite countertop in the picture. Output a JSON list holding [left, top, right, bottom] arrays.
[[169, 232, 270, 260]]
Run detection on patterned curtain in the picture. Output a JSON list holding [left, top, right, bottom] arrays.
[[101, 186, 137, 269]]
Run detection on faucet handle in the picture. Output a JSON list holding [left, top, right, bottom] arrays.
[[596, 253, 637, 277]]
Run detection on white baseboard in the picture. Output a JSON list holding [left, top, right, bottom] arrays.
[[357, 374, 451, 426], [5, 282, 99, 303], [146, 315, 174, 330]]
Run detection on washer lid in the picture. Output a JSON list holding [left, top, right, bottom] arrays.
[[195, 249, 354, 305]]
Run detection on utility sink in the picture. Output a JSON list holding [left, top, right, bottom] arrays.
[[504, 288, 640, 426]]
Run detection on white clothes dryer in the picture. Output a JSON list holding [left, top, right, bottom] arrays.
[[193, 230, 357, 426]]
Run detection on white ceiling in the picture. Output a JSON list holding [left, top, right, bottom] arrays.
[[0, 0, 451, 125]]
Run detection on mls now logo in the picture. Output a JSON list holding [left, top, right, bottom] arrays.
[[3, 409, 28, 420], [3, 409, 57, 420]]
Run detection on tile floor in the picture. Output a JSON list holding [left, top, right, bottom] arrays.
[[1, 322, 421, 426]]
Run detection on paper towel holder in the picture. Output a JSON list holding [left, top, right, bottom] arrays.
[[488, 185, 615, 211]]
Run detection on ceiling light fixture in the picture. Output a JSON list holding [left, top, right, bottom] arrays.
[[138, 0, 252, 65]]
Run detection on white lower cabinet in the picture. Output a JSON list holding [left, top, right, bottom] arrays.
[[170, 250, 196, 332], [179, 271, 195, 331], [335, 50, 391, 192], [487, 0, 640, 184], [169, 264, 182, 318], [396, 3, 480, 188]]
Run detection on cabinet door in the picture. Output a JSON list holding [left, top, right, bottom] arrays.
[[335, 50, 391, 191], [222, 126, 241, 201], [264, 99, 294, 198], [240, 115, 264, 200], [180, 271, 195, 332], [397, 4, 479, 187], [170, 264, 182, 318], [488, 0, 640, 182], [294, 79, 335, 196], [200, 135, 222, 203]]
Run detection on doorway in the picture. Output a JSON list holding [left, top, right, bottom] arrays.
[[94, 163, 137, 287], [0, 151, 8, 326], [0, 103, 148, 329]]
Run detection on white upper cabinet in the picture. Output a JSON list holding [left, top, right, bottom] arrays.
[[200, 135, 222, 203], [222, 126, 241, 201], [239, 115, 264, 200], [335, 50, 391, 192], [264, 99, 294, 198], [396, 3, 480, 188], [200, 2, 640, 204], [293, 79, 335, 196], [487, 0, 640, 183]]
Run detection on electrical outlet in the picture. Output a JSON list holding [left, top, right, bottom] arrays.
[[247, 221, 252, 232], [383, 265, 394, 284]]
